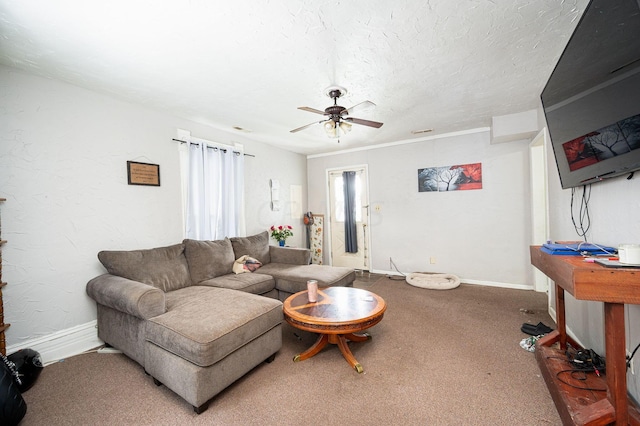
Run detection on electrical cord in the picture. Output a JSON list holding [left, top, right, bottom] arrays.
[[570, 184, 591, 240], [627, 341, 640, 371], [565, 241, 617, 257], [547, 341, 640, 390], [555, 368, 607, 392], [546, 350, 607, 392], [387, 258, 406, 280]]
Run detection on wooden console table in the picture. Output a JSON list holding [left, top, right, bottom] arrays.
[[531, 246, 640, 425]]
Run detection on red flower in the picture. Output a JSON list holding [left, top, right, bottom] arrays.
[[270, 225, 293, 242]]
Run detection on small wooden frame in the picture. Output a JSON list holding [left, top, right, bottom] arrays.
[[127, 161, 160, 186]]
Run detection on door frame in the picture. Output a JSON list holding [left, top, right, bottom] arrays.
[[529, 128, 551, 297], [325, 164, 372, 269]]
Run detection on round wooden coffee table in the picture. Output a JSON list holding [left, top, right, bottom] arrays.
[[283, 286, 386, 373]]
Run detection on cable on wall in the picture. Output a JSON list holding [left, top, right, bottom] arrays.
[[571, 184, 591, 241]]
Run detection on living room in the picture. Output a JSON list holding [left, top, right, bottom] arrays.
[[1, 0, 640, 423]]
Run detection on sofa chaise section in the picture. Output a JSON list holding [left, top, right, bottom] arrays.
[[144, 286, 282, 412]]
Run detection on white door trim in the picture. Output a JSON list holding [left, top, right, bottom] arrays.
[[529, 128, 551, 295]]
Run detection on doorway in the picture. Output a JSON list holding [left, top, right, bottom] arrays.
[[327, 165, 371, 270]]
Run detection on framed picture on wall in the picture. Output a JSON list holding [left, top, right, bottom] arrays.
[[127, 161, 160, 186], [418, 162, 482, 192]]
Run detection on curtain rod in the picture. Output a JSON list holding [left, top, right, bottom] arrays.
[[171, 138, 255, 157]]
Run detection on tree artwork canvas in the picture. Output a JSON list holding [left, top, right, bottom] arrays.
[[418, 162, 482, 192]]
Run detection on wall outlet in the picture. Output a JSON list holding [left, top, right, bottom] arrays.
[[430, 257, 436, 264], [628, 350, 635, 375]]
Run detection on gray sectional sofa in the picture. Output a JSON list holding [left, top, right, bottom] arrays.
[[86, 231, 355, 413]]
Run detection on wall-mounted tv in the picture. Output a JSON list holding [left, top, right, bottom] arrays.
[[541, 0, 640, 189]]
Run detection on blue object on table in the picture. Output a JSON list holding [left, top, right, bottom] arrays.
[[541, 242, 616, 256]]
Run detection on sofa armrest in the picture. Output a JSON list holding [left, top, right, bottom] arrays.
[[269, 246, 311, 265], [86, 273, 166, 319]]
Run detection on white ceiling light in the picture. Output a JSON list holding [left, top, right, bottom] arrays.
[[339, 121, 352, 134], [324, 120, 338, 138]]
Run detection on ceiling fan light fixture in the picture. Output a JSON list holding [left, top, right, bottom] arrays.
[[324, 120, 338, 138], [339, 121, 352, 134], [291, 86, 383, 137]]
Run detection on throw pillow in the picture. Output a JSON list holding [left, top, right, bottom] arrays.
[[232, 255, 263, 274], [230, 231, 271, 265], [183, 238, 235, 283], [98, 243, 191, 292]]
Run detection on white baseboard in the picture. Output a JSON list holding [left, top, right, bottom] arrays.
[[370, 269, 535, 291], [549, 305, 557, 323], [461, 278, 534, 291], [6, 320, 104, 366]]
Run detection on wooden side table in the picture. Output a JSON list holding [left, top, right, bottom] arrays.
[[531, 246, 640, 425]]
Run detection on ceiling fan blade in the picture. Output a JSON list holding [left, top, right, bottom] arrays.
[[346, 117, 384, 128], [290, 120, 327, 133], [345, 100, 376, 115], [298, 106, 327, 115]]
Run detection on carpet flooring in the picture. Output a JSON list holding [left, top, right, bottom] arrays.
[[19, 277, 561, 425]]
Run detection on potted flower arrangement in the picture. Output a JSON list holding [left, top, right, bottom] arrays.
[[270, 225, 293, 246]]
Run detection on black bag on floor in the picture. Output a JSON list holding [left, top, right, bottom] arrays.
[[7, 349, 43, 393], [0, 354, 27, 426]]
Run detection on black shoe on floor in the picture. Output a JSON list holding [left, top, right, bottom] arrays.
[[521, 322, 553, 336]]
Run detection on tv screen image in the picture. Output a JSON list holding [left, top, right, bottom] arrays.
[[562, 113, 640, 172], [541, 0, 640, 189]]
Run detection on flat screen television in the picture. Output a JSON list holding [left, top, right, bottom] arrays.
[[541, 0, 640, 189]]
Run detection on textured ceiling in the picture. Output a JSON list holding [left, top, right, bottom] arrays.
[[0, 0, 589, 155]]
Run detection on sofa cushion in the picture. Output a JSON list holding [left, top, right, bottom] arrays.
[[269, 246, 311, 265], [199, 273, 275, 295], [183, 238, 235, 284], [230, 231, 271, 265], [98, 244, 190, 292], [256, 263, 355, 295], [146, 286, 283, 367]]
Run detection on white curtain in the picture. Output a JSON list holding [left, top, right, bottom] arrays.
[[179, 138, 245, 240]]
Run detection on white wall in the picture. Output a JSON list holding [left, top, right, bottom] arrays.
[[307, 130, 533, 287], [0, 65, 307, 360]]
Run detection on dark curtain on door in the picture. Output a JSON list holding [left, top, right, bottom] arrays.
[[343, 171, 358, 253]]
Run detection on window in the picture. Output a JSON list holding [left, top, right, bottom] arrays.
[[178, 135, 245, 240], [332, 174, 362, 222]]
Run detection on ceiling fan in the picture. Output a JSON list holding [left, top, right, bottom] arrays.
[[290, 86, 383, 138]]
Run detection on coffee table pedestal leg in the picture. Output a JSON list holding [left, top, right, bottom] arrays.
[[293, 332, 373, 373], [337, 332, 371, 373], [293, 334, 329, 362]]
